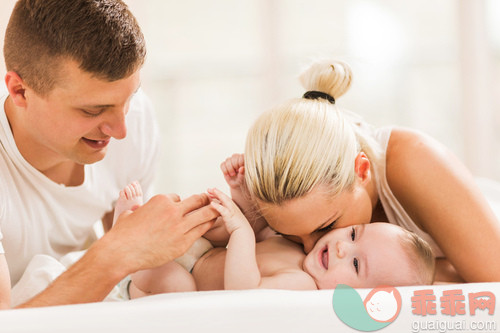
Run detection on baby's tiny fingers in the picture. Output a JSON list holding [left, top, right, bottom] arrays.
[[222, 160, 236, 177], [210, 201, 230, 217]]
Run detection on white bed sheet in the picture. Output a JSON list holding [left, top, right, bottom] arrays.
[[1, 283, 499, 333]]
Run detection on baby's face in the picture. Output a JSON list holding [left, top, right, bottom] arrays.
[[302, 223, 415, 289]]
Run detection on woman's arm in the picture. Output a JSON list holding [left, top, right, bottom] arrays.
[[386, 128, 500, 282]]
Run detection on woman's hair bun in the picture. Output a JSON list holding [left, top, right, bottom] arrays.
[[299, 59, 353, 100]]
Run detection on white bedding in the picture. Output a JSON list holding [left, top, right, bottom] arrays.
[[1, 283, 499, 333]]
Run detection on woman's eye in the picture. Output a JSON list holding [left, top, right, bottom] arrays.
[[351, 227, 356, 241], [353, 258, 359, 274], [316, 221, 336, 233]]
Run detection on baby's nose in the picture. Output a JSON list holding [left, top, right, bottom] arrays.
[[336, 240, 346, 258]]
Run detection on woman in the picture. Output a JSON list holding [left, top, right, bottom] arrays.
[[224, 59, 500, 282]]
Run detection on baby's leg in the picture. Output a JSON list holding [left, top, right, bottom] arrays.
[[113, 181, 143, 226], [129, 261, 197, 298], [113, 182, 197, 298]]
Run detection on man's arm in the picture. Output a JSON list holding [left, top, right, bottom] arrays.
[[16, 193, 217, 308], [16, 240, 125, 308]]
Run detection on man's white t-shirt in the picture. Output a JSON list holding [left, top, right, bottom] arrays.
[[0, 89, 160, 285]]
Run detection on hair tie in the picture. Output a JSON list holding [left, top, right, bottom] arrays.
[[302, 91, 335, 104]]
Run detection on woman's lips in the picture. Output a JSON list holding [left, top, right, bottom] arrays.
[[82, 137, 110, 149], [320, 246, 329, 269]]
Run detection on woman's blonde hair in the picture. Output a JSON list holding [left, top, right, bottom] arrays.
[[245, 59, 381, 204]]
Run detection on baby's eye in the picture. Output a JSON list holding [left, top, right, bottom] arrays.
[[353, 258, 359, 274], [351, 227, 356, 241]]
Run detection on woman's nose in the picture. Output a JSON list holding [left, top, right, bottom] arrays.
[[301, 233, 322, 253], [302, 238, 316, 253]]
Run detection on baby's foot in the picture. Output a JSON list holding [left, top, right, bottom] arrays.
[[112, 181, 144, 226]]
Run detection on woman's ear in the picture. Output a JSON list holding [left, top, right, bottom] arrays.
[[354, 152, 371, 184], [5, 71, 28, 108]]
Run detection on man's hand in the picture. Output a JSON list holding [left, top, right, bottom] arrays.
[[105, 192, 219, 273]]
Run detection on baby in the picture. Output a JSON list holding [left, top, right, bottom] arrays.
[[113, 182, 435, 298]]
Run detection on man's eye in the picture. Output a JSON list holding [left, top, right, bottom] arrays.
[[351, 227, 356, 241], [81, 109, 103, 117], [353, 258, 359, 274]]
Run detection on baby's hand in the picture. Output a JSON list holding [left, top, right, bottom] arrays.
[[220, 154, 245, 190], [207, 188, 250, 234]]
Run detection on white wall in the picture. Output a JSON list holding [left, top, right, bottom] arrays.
[[1, 0, 500, 197]]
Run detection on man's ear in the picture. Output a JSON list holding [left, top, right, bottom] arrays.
[[5, 71, 27, 108], [354, 152, 371, 184]]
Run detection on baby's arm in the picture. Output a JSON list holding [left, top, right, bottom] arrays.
[[218, 154, 270, 241], [203, 154, 253, 245], [220, 154, 251, 214], [208, 188, 261, 290]]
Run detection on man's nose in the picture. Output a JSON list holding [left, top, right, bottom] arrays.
[[100, 108, 127, 139]]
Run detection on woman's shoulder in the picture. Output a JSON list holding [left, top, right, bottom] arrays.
[[384, 126, 454, 208], [386, 127, 449, 169]]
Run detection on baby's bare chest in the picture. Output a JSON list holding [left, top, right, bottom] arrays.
[[255, 238, 306, 275]]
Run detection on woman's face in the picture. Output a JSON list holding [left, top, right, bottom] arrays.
[[259, 183, 374, 253]]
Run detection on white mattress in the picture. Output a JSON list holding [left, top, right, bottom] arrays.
[[1, 283, 499, 333]]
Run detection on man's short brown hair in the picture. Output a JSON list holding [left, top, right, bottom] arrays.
[[3, 0, 146, 95]]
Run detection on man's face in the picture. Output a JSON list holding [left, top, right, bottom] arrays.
[[16, 60, 141, 166]]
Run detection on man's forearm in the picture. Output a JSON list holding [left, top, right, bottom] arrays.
[[16, 237, 128, 308]]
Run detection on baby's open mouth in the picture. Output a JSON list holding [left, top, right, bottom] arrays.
[[321, 246, 329, 269]]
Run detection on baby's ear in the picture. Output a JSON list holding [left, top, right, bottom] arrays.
[[354, 152, 371, 184]]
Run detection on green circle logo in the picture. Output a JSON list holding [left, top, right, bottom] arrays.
[[332, 284, 402, 331]]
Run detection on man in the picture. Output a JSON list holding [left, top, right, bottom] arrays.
[[0, 0, 217, 308]]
